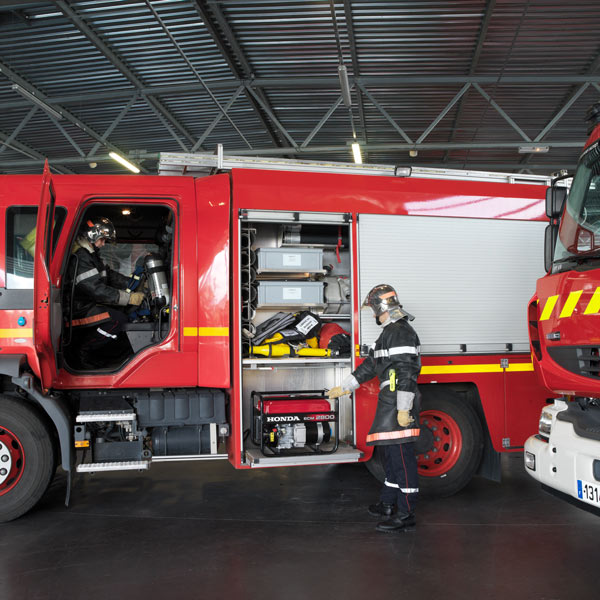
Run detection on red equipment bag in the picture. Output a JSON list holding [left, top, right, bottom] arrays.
[[319, 323, 351, 357]]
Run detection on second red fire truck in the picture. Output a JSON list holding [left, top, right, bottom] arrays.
[[525, 102, 600, 512], [0, 151, 552, 521]]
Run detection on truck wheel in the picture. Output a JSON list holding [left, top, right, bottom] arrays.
[[0, 397, 56, 522], [417, 389, 483, 497], [365, 389, 483, 498]]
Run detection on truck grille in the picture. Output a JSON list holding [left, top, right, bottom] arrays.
[[547, 346, 600, 379]]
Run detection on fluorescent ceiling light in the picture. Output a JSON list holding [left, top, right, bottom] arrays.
[[109, 152, 140, 174], [338, 64, 352, 108], [30, 12, 62, 19], [11, 84, 64, 120], [351, 142, 362, 164], [518, 145, 549, 154]]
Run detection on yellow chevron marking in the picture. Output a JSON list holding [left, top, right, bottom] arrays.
[[584, 287, 600, 314], [540, 295, 559, 321], [0, 328, 32, 338], [559, 290, 583, 318]]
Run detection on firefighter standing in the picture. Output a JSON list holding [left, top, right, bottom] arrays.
[[65, 217, 144, 369], [328, 284, 421, 532]]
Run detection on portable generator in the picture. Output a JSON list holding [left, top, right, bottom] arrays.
[[251, 391, 339, 456]]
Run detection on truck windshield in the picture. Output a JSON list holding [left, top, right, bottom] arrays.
[[554, 142, 600, 264]]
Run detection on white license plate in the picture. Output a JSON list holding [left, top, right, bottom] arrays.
[[577, 479, 600, 507]]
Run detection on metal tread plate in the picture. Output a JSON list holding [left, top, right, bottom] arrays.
[[76, 412, 136, 423], [77, 461, 150, 473]]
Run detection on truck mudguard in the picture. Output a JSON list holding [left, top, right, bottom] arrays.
[[0, 354, 26, 377], [11, 373, 72, 473]]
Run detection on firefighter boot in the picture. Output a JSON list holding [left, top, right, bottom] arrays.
[[368, 502, 396, 517], [376, 512, 416, 533]]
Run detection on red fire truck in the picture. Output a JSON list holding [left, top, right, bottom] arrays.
[[525, 102, 600, 511], [0, 151, 551, 522]]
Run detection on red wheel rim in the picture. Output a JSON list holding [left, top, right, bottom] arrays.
[[417, 409, 462, 477], [0, 426, 25, 496]]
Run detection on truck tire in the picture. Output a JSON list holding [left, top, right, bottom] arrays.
[[0, 397, 57, 522], [417, 389, 483, 497], [365, 388, 484, 498]]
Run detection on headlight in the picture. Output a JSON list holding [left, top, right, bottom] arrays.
[[539, 410, 553, 436], [524, 451, 536, 470]]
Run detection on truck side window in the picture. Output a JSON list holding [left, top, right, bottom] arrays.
[[5, 206, 67, 289]]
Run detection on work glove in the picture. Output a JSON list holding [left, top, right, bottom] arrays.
[[328, 386, 350, 399], [129, 291, 145, 306], [397, 410, 414, 427]]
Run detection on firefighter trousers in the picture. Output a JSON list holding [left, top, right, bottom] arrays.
[[71, 307, 133, 368], [380, 442, 418, 515]]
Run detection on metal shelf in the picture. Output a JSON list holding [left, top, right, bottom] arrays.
[[243, 357, 351, 369], [255, 303, 328, 310], [244, 444, 363, 467]]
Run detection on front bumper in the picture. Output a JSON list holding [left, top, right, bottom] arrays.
[[524, 421, 600, 509]]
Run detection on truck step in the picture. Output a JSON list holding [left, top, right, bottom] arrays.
[[76, 460, 150, 473], [76, 412, 136, 423], [245, 444, 363, 467]]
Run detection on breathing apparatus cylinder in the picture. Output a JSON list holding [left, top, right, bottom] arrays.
[[144, 254, 170, 308]]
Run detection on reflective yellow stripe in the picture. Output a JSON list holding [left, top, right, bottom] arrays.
[[198, 327, 228, 336], [506, 362, 534, 372], [0, 328, 32, 338], [422, 364, 503, 375], [183, 327, 229, 337], [584, 287, 600, 314], [540, 295, 559, 321], [559, 290, 583, 318], [421, 362, 534, 375]]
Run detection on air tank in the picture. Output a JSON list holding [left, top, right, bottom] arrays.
[[144, 254, 170, 307]]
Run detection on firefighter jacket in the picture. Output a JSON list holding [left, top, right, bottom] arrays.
[[344, 316, 421, 446], [64, 238, 131, 327]]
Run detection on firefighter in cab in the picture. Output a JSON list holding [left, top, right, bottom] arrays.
[[64, 217, 144, 370], [328, 284, 421, 532]]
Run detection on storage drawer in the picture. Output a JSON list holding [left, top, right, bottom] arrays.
[[256, 247, 323, 273], [257, 281, 324, 306]]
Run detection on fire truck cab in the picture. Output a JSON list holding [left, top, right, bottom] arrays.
[[525, 102, 600, 512], [0, 152, 552, 522]]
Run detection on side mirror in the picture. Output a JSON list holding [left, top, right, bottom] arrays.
[[544, 223, 558, 273], [545, 187, 567, 219]]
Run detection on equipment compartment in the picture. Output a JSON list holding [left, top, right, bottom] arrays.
[[238, 211, 357, 465]]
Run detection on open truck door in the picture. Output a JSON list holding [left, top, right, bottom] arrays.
[[33, 161, 60, 388]]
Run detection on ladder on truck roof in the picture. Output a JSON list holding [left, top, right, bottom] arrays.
[[158, 144, 553, 185]]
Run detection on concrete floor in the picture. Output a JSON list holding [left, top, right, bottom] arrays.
[[1, 453, 598, 600]]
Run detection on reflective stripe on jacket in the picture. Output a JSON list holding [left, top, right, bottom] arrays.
[[353, 317, 422, 446], [64, 238, 130, 326]]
